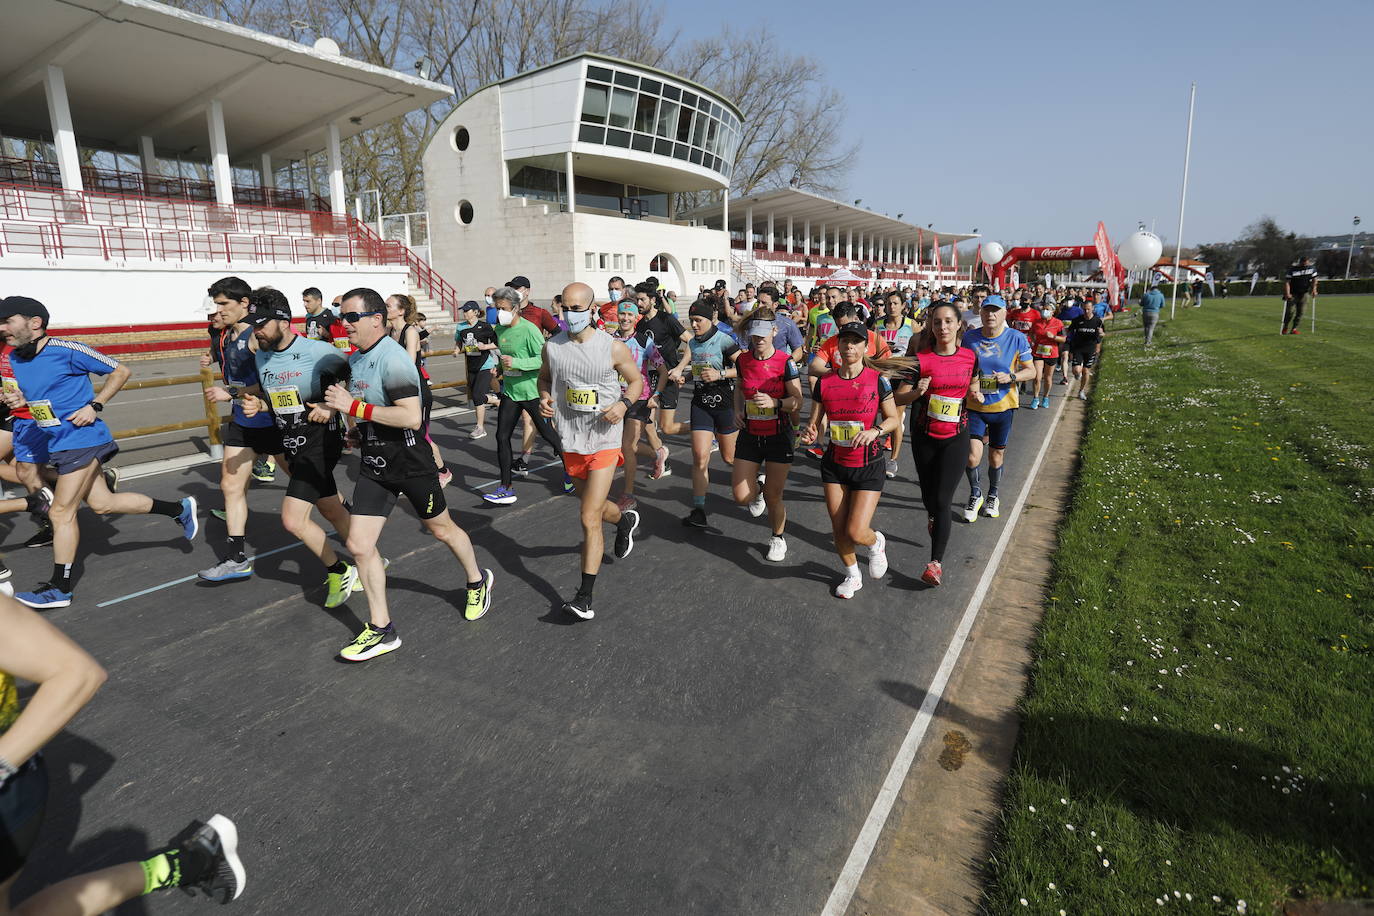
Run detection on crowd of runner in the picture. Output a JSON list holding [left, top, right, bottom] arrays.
[[0, 273, 1115, 912]]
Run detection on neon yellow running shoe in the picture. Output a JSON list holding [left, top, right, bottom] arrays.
[[350, 557, 389, 594], [324, 563, 358, 608], [464, 568, 494, 621], [339, 623, 400, 662]]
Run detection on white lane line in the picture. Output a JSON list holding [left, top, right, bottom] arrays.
[[469, 459, 564, 492], [820, 394, 1070, 916], [94, 541, 304, 608]]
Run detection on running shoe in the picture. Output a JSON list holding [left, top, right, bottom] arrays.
[[470, 427, 487, 439], [1058, 376, 1068, 385], [198, 557, 253, 582], [438, 468, 453, 488], [963, 493, 984, 523], [683, 507, 708, 528], [324, 563, 358, 609], [709, 440, 719, 454], [1290, 328, 1300, 335], [834, 575, 863, 599], [0, 562, 8, 582], [464, 568, 495, 621], [1026, 398, 1039, 410], [615, 494, 638, 512], [102, 465, 120, 492], [885, 459, 899, 479], [147, 813, 247, 904], [211, 508, 227, 521], [251, 456, 275, 482], [766, 534, 787, 562], [512, 457, 530, 477], [983, 495, 1001, 518], [15, 582, 73, 609], [614, 509, 640, 559], [1077, 392, 1088, 401], [28, 486, 53, 522], [652, 446, 669, 480], [563, 474, 576, 494], [562, 594, 595, 620], [921, 560, 943, 587], [747, 491, 766, 517], [339, 623, 401, 661], [868, 530, 889, 579], [24, 522, 53, 549], [483, 486, 517, 506], [176, 497, 199, 541], [1280, 328, 1289, 335], [805, 445, 825, 460]]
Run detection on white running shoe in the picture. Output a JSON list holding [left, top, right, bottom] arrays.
[[834, 575, 863, 599], [885, 459, 898, 479], [748, 491, 767, 517], [982, 495, 1001, 518], [766, 535, 787, 562], [963, 493, 984, 523], [868, 530, 889, 579]]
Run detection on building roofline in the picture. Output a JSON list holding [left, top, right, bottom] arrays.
[[454, 52, 743, 121]]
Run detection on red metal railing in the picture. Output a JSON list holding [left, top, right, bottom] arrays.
[[346, 217, 460, 319]]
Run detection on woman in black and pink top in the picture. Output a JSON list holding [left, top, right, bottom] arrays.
[[895, 301, 984, 586], [800, 321, 911, 599]]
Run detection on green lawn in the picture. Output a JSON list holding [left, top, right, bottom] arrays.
[[983, 296, 1374, 914]]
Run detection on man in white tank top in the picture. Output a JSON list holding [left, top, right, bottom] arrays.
[[538, 282, 644, 620]]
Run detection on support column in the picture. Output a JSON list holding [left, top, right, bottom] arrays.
[[721, 187, 728, 234], [819, 222, 826, 258], [565, 150, 575, 212], [847, 227, 854, 261], [767, 211, 775, 253], [803, 220, 810, 257], [786, 215, 794, 253], [206, 99, 233, 206], [138, 136, 158, 177], [304, 152, 315, 198], [745, 206, 754, 254], [42, 65, 82, 192], [260, 153, 274, 189], [325, 121, 345, 215]]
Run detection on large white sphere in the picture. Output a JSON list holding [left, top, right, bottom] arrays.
[[980, 241, 1005, 266], [1117, 230, 1163, 270]]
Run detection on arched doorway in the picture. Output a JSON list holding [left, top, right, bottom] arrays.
[[649, 252, 686, 299]]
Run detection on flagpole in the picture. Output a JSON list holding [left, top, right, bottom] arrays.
[[1169, 82, 1196, 321]]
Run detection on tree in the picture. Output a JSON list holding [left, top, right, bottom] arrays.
[[1195, 241, 1239, 278], [1237, 216, 1307, 279]]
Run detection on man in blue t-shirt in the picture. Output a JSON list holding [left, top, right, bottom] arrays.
[[960, 295, 1035, 521], [1139, 284, 1165, 346], [0, 296, 198, 609]]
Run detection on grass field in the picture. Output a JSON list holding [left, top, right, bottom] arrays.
[[983, 296, 1374, 914]]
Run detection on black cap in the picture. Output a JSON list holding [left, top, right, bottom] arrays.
[[507, 275, 531, 289], [248, 300, 292, 326], [713, 279, 727, 290], [0, 296, 49, 324], [835, 321, 868, 340], [460, 300, 482, 313]]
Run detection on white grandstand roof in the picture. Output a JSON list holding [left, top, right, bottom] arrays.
[[683, 188, 977, 244], [0, 0, 453, 163]]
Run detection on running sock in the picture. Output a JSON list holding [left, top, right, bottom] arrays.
[[577, 572, 597, 599], [52, 563, 73, 592], [150, 498, 182, 519], [328, 559, 348, 574], [966, 466, 981, 493], [692, 494, 706, 508], [226, 535, 245, 563], [140, 846, 209, 895], [988, 466, 1003, 497], [844, 563, 861, 580], [466, 578, 484, 591]]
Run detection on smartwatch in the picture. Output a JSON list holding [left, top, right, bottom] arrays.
[[618, 396, 633, 410], [88, 400, 103, 412], [227, 386, 241, 399]]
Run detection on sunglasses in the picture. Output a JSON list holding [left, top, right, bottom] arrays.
[[340, 310, 382, 323]]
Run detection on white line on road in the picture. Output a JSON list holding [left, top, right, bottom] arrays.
[[820, 394, 1070, 916]]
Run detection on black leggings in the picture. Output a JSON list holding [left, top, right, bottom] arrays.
[[913, 430, 969, 562], [497, 395, 563, 487]]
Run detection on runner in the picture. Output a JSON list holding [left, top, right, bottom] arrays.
[[456, 301, 500, 438], [0, 297, 198, 609], [0, 335, 54, 549], [731, 305, 803, 562], [322, 288, 495, 661], [234, 289, 360, 607], [805, 288, 838, 357], [0, 595, 246, 910], [611, 297, 668, 511], [483, 286, 568, 505], [1006, 294, 1039, 395], [960, 294, 1035, 523], [633, 284, 687, 446], [894, 302, 982, 586], [665, 299, 741, 528], [537, 282, 643, 620], [1066, 304, 1106, 401], [799, 321, 906, 598], [1026, 300, 1066, 409], [301, 286, 335, 341], [808, 302, 893, 459], [871, 290, 919, 477], [385, 293, 451, 487], [198, 277, 289, 582], [1055, 295, 1085, 384]]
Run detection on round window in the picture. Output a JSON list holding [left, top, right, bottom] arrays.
[[452, 126, 470, 151], [456, 200, 474, 225]]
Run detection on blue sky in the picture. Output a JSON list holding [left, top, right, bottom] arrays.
[[661, 0, 1371, 249]]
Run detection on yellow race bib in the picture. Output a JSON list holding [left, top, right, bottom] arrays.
[[829, 420, 862, 447], [29, 399, 59, 427], [1035, 344, 1054, 357], [745, 399, 777, 421], [565, 386, 598, 413], [267, 386, 304, 414], [928, 394, 963, 421]]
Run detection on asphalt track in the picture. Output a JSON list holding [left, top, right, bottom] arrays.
[[13, 391, 1067, 915]]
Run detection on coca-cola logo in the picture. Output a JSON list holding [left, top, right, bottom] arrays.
[[1034, 247, 1079, 259]]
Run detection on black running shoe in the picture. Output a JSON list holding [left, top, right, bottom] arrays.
[[512, 457, 530, 477], [24, 523, 53, 549], [614, 509, 640, 559], [682, 507, 708, 528], [102, 466, 120, 492], [562, 594, 594, 620], [0, 560, 10, 582], [151, 813, 246, 904]]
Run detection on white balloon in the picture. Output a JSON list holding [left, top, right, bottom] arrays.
[[1117, 231, 1163, 271], [980, 241, 1005, 266]]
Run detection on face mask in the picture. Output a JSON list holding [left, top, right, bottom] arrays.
[[564, 309, 593, 333], [1040, 309, 1052, 319], [608, 289, 623, 303], [484, 295, 494, 306], [14, 339, 40, 360], [495, 310, 514, 326]]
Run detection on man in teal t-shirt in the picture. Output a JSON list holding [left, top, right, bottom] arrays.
[[1139, 284, 1164, 347]]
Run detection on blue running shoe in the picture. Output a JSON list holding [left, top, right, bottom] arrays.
[[1026, 398, 1039, 410], [483, 486, 517, 506], [563, 473, 576, 494], [177, 496, 199, 541], [16, 582, 73, 609]]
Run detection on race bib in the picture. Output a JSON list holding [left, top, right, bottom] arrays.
[[29, 399, 59, 427], [980, 374, 1000, 392], [463, 338, 479, 355], [829, 420, 862, 447], [1, 376, 17, 393], [745, 399, 777, 421], [565, 386, 598, 412], [1035, 344, 1054, 357], [333, 338, 350, 350], [266, 385, 304, 414], [691, 358, 709, 379], [928, 394, 963, 422], [505, 367, 523, 377]]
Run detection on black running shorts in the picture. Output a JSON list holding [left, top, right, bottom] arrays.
[[0, 757, 48, 883], [222, 420, 285, 456], [285, 439, 343, 504], [820, 458, 886, 492], [351, 473, 447, 520], [735, 431, 794, 465]]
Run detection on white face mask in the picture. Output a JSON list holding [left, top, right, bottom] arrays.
[[495, 309, 514, 326], [484, 295, 494, 306], [564, 309, 593, 333], [1040, 309, 1052, 319]]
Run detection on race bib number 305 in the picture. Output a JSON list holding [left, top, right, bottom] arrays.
[[266, 386, 304, 414], [29, 399, 59, 427]]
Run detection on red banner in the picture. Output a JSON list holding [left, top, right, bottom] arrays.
[[1093, 222, 1121, 308], [932, 233, 941, 271]]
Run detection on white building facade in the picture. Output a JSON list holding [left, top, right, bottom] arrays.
[[424, 54, 742, 301]]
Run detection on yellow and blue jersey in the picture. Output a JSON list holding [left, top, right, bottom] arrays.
[[962, 327, 1033, 413]]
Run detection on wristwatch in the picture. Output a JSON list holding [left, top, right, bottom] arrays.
[[618, 396, 633, 410], [227, 386, 241, 399], [88, 400, 103, 412]]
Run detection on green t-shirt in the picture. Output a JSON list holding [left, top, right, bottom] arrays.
[[495, 317, 547, 402]]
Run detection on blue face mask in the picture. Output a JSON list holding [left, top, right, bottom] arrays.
[[565, 308, 593, 333], [608, 288, 623, 302]]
